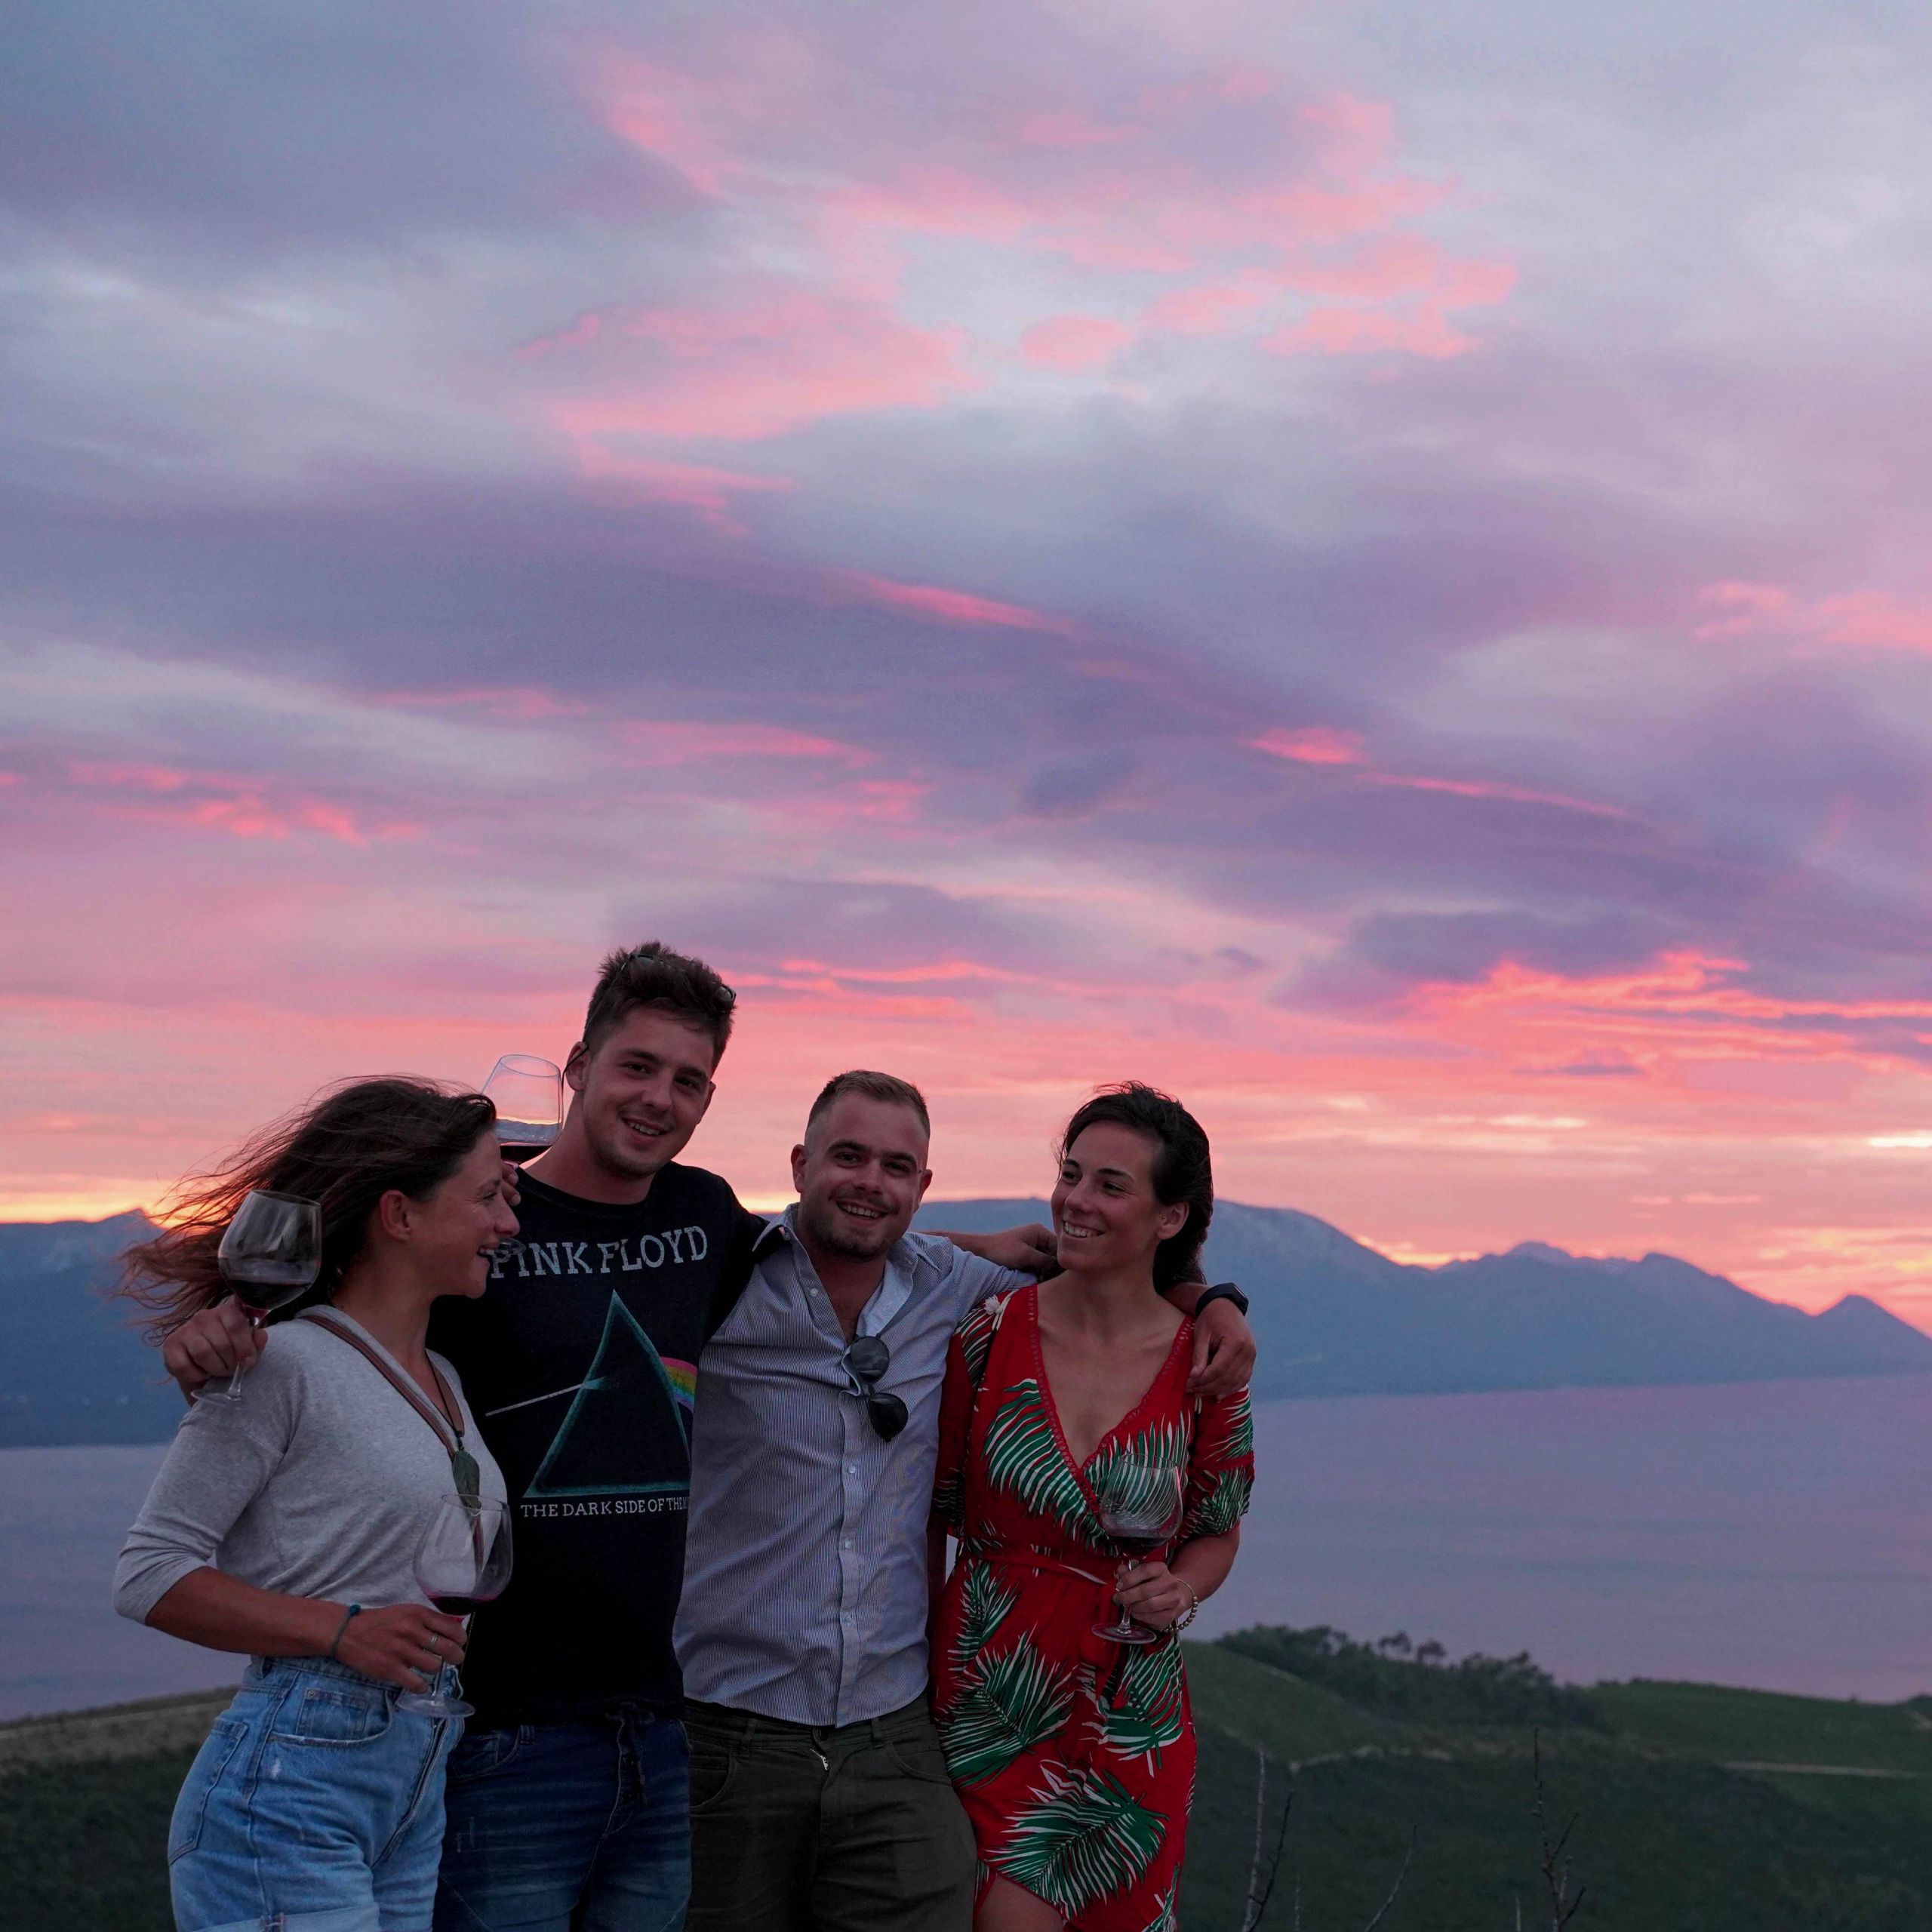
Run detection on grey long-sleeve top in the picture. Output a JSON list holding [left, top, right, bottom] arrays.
[[113, 1309, 505, 1628]]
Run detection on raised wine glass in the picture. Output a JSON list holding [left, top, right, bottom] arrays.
[[481, 1055, 563, 1163], [1091, 1460, 1186, 1646], [213, 1190, 321, 1404], [397, 1496, 513, 1719]]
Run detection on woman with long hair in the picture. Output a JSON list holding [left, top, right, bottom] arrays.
[[114, 1077, 516, 1932], [931, 1084, 1254, 1932]]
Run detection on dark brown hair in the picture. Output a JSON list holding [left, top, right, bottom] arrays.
[[579, 941, 737, 1066], [1060, 1081, 1213, 1290], [807, 1069, 931, 1139], [121, 1077, 497, 1340]]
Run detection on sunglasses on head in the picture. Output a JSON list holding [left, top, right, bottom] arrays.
[[841, 1335, 909, 1442]]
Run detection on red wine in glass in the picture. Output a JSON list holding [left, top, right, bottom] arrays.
[[1093, 1463, 1186, 1646], [214, 1192, 321, 1404], [399, 1497, 513, 1720]]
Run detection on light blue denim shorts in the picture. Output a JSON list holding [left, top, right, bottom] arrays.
[[168, 1654, 460, 1932]]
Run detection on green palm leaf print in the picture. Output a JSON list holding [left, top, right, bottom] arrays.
[[949, 1558, 1019, 1677], [1098, 1635, 1186, 1764], [940, 1642, 1075, 1787], [998, 1761, 1165, 1915], [1182, 1466, 1252, 1540], [956, 1297, 1003, 1389], [1213, 1392, 1255, 1460], [982, 1379, 1092, 1539], [1086, 1417, 1189, 1531], [1137, 1873, 1180, 1932]]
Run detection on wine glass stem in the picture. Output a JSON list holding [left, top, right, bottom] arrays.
[[228, 1312, 263, 1399]]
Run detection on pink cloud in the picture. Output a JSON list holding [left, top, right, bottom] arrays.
[[384, 687, 592, 721], [826, 569, 1084, 638], [1141, 277, 1270, 334], [1696, 581, 1932, 652], [518, 312, 605, 359], [1013, 110, 1140, 149], [1365, 772, 1632, 820], [565, 57, 1518, 437], [1018, 313, 1134, 371], [545, 291, 978, 445], [549, 440, 797, 525], [617, 721, 872, 766], [60, 761, 417, 845], [1247, 726, 1367, 766], [1246, 735, 1629, 817]]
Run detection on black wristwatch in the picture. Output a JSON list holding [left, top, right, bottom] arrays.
[[1193, 1280, 1248, 1318]]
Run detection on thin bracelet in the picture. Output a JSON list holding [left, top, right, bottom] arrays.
[[1170, 1581, 1201, 1634], [327, 1604, 362, 1660]]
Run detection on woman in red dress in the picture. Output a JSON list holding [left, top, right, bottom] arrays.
[[932, 1084, 1254, 1932]]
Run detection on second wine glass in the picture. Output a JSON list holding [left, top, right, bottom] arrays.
[[397, 1496, 513, 1719]]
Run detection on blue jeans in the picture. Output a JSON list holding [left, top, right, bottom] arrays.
[[168, 1656, 460, 1932], [432, 1710, 689, 1932]]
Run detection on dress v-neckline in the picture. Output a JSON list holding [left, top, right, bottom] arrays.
[[1024, 1285, 1191, 1487]]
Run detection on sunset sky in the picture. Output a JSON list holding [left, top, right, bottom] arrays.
[[8, 2, 1932, 1324]]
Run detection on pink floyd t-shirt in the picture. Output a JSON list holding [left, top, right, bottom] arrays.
[[428, 1163, 760, 1727]]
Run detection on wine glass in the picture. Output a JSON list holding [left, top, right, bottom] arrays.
[[1091, 1460, 1186, 1646], [481, 1055, 563, 1163], [397, 1496, 513, 1718], [212, 1191, 321, 1404]]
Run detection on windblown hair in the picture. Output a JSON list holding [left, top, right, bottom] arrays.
[[1060, 1081, 1214, 1290], [807, 1069, 931, 1139], [579, 941, 737, 1066], [120, 1077, 497, 1340]]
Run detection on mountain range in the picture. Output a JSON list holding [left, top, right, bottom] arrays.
[[3, 1201, 1928, 1447], [920, 1198, 1932, 1401]]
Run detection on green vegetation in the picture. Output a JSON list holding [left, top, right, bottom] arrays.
[[1217, 1622, 1607, 1730], [6, 1634, 1932, 1929], [1180, 1629, 1932, 1929], [2, 1746, 190, 1932]]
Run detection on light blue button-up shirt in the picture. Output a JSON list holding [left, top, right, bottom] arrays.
[[674, 1210, 1028, 1726]]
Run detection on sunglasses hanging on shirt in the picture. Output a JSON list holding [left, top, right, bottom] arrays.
[[841, 1335, 909, 1442]]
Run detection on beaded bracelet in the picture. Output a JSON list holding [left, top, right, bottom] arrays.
[[328, 1603, 363, 1661], [1170, 1581, 1201, 1634]]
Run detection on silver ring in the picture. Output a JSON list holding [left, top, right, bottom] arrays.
[[429, 1637, 441, 1657]]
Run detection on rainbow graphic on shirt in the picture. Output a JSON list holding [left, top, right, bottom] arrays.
[[662, 1358, 699, 1416]]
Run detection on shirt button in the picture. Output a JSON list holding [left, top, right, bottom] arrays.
[[843, 1538, 854, 1549], [847, 1464, 857, 1475]]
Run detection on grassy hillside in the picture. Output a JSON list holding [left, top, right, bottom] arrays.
[[6, 1636, 1931, 1930]]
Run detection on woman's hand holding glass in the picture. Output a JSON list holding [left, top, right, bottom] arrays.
[[1111, 1559, 1194, 1632], [332, 1603, 469, 1694]]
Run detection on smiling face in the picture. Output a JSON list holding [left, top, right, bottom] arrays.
[[791, 1091, 933, 1266], [379, 1130, 519, 1299], [1051, 1121, 1188, 1278], [565, 1005, 717, 1186]]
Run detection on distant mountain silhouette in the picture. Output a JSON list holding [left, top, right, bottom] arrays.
[[0, 1212, 179, 1447], [919, 1198, 1932, 1400], [5, 1201, 1930, 1446]]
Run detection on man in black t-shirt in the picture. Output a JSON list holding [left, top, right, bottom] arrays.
[[164, 940, 1048, 1932]]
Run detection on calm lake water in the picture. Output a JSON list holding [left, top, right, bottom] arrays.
[[6, 1374, 1929, 1721]]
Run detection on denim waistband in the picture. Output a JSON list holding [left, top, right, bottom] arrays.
[[684, 1694, 932, 1746], [242, 1652, 397, 1694]]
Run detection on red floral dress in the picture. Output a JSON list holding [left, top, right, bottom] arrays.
[[931, 1287, 1254, 1932]]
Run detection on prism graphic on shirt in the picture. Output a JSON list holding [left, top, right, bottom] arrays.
[[497, 1293, 694, 1499]]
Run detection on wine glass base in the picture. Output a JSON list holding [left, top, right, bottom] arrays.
[[396, 1690, 473, 1718], [1092, 1622, 1158, 1646]]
